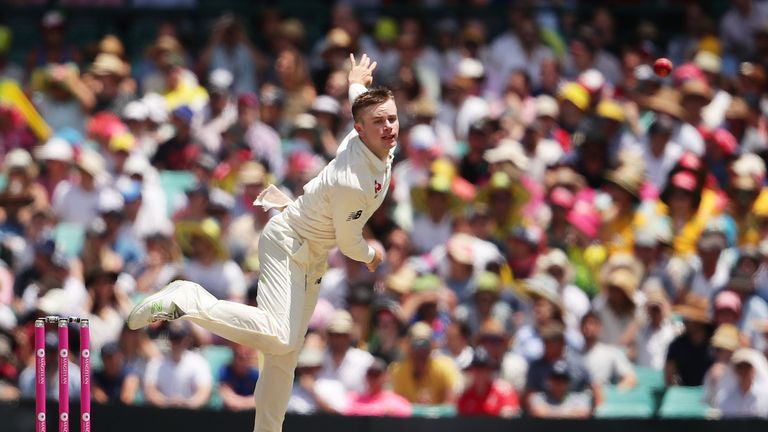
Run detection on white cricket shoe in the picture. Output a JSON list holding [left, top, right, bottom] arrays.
[[126, 280, 188, 330]]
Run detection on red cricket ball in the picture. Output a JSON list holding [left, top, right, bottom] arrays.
[[654, 58, 673, 77]]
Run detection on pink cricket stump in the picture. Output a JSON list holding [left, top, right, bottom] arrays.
[[80, 319, 91, 432], [58, 319, 69, 432], [35, 319, 46, 432]]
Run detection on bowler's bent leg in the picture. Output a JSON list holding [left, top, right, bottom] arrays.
[[175, 216, 314, 355]]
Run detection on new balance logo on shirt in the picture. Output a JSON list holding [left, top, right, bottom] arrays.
[[347, 210, 363, 221]]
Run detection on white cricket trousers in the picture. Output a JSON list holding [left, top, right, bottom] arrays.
[[173, 213, 326, 432]]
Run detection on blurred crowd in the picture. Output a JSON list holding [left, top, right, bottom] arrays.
[[2, 0, 768, 420]]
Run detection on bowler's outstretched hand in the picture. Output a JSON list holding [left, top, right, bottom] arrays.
[[349, 53, 377, 87]]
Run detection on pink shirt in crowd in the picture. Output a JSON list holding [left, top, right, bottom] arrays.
[[345, 390, 413, 417]]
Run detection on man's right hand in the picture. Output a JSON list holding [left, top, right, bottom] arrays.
[[349, 53, 377, 87], [366, 246, 383, 272]]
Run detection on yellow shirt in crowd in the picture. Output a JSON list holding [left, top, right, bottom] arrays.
[[389, 354, 460, 404]]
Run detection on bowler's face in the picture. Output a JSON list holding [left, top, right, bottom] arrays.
[[355, 99, 399, 159]]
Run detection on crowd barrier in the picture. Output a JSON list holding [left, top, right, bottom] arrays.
[[3, 399, 767, 432]]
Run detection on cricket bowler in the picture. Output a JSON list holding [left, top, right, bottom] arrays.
[[127, 54, 395, 432]]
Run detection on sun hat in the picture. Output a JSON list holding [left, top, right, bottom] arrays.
[[174, 218, 229, 261], [409, 321, 433, 350], [35, 137, 74, 162], [325, 309, 353, 334], [711, 324, 740, 351], [673, 294, 710, 324]]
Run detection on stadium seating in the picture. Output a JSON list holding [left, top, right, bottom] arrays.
[[53, 222, 86, 258], [594, 385, 655, 418], [658, 386, 711, 418], [158, 170, 196, 217], [635, 367, 665, 392], [411, 404, 457, 418]]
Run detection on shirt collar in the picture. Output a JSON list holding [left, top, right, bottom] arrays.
[[355, 134, 394, 172]]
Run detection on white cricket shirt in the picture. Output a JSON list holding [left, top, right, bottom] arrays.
[[282, 84, 394, 264]]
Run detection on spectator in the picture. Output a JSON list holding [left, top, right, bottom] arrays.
[[34, 137, 74, 201], [118, 324, 159, 379], [26, 11, 81, 81], [714, 347, 768, 418], [534, 248, 590, 332], [345, 357, 412, 417], [85, 53, 134, 115], [318, 309, 374, 393], [409, 175, 456, 254], [457, 347, 520, 418], [390, 322, 460, 405], [135, 232, 182, 294], [160, 52, 209, 113], [34, 63, 95, 132], [528, 359, 592, 419], [0, 333, 18, 401], [198, 14, 259, 96], [634, 285, 681, 370], [151, 105, 200, 171], [455, 271, 512, 336], [514, 274, 583, 363], [219, 344, 259, 412], [665, 295, 715, 386], [83, 266, 131, 355], [52, 149, 107, 226], [580, 311, 637, 389], [523, 321, 600, 412], [704, 324, 743, 404], [175, 217, 246, 301], [14, 240, 86, 318], [684, 227, 733, 301], [229, 92, 283, 180], [143, 321, 212, 409], [591, 257, 644, 348], [441, 319, 473, 371], [92, 341, 139, 405], [366, 298, 405, 365], [195, 69, 237, 155], [727, 268, 768, 344], [287, 346, 348, 415]]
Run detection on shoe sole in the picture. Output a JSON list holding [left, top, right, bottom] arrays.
[[126, 280, 189, 330]]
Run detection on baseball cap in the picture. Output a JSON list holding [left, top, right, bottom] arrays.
[[237, 92, 259, 108], [172, 105, 194, 124], [409, 321, 433, 349], [466, 347, 496, 370]]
